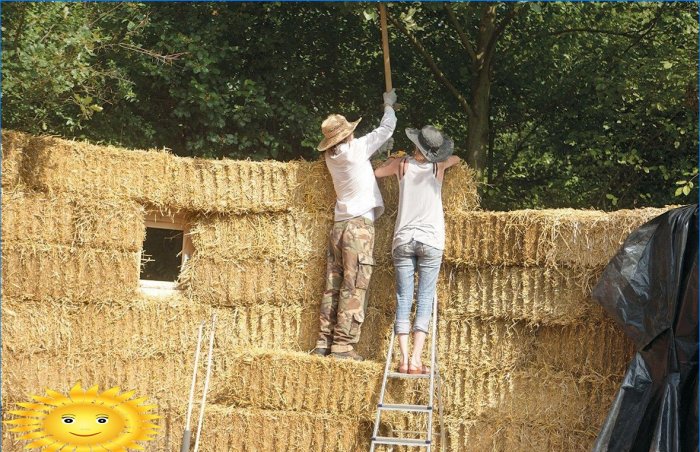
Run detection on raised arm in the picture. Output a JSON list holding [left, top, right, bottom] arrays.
[[437, 156, 461, 182], [442, 155, 461, 170], [355, 90, 398, 159], [374, 156, 401, 179], [356, 106, 397, 159]]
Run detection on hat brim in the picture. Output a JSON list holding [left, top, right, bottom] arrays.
[[317, 118, 362, 151], [405, 128, 454, 163]]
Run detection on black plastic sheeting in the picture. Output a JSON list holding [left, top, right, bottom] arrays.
[[591, 204, 698, 452]]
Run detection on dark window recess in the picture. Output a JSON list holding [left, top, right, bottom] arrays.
[[140, 227, 184, 282]]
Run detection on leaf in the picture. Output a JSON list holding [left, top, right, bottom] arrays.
[[682, 185, 691, 196], [675, 187, 684, 196]]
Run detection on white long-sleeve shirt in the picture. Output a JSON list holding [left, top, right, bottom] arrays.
[[325, 106, 396, 222]]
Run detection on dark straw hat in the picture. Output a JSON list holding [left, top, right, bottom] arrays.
[[405, 125, 454, 163]]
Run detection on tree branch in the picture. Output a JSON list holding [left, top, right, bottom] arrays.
[[620, 5, 665, 56], [485, 4, 521, 67], [390, 13, 474, 118], [541, 5, 665, 43], [117, 43, 187, 64], [543, 27, 640, 38], [443, 4, 477, 62], [493, 120, 544, 184]]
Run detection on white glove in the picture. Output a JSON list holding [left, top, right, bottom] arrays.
[[383, 89, 397, 108]]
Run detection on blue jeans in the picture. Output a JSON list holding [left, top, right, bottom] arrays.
[[392, 239, 443, 335]]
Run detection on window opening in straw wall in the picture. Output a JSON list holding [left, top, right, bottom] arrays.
[[139, 211, 193, 295]]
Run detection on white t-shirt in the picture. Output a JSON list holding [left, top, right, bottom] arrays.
[[392, 158, 445, 250], [325, 106, 396, 222]]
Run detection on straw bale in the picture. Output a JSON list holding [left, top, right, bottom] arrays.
[[1, 189, 144, 251], [372, 211, 397, 263], [2, 130, 31, 188], [156, 406, 371, 452], [444, 207, 674, 268], [24, 134, 175, 203], [437, 318, 537, 370], [1, 349, 365, 420], [189, 209, 333, 262], [293, 160, 338, 212], [531, 306, 634, 377], [435, 416, 598, 452], [183, 256, 325, 306], [211, 351, 383, 416], [442, 368, 620, 424], [169, 155, 299, 214], [1, 243, 139, 302], [439, 264, 602, 324]]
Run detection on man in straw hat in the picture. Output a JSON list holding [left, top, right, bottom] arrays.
[[311, 88, 397, 361], [375, 125, 460, 373]]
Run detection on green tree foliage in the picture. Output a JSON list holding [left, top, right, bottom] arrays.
[[2, 2, 696, 210], [2, 3, 142, 133]]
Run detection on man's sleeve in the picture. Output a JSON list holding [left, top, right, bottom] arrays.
[[355, 106, 397, 160]]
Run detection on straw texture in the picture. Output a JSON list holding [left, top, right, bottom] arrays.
[[444, 207, 674, 268]]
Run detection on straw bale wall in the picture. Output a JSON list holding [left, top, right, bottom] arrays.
[[2, 130, 665, 451]]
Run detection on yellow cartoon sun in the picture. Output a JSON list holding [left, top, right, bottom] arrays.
[[5, 383, 159, 451]]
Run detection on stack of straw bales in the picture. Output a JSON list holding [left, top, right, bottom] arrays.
[[1, 129, 670, 451]]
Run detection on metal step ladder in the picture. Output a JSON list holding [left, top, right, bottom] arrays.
[[370, 294, 445, 451]]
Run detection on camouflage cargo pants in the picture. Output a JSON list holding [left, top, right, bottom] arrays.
[[316, 216, 375, 353]]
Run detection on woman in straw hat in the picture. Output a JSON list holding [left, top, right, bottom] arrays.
[[375, 125, 460, 374], [311, 89, 397, 362]]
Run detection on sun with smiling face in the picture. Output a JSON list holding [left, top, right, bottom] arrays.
[[5, 383, 159, 451]]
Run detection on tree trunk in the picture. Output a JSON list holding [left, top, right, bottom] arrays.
[[466, 71, 491, 173], [465, 5, 497, 176]]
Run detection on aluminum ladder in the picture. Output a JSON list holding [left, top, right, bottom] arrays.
[[370, 294, 445, 451]]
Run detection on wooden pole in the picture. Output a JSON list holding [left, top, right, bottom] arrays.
[[380, 4, 395, 158], [379, 4, 392, 92]]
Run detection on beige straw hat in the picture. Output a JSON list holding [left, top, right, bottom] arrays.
[[317, 114, 362, 151]]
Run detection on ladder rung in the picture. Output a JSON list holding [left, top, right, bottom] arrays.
[[387, 371, 430, 379], [378, 403, 432, 412], [372, 436, 431, 446]]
